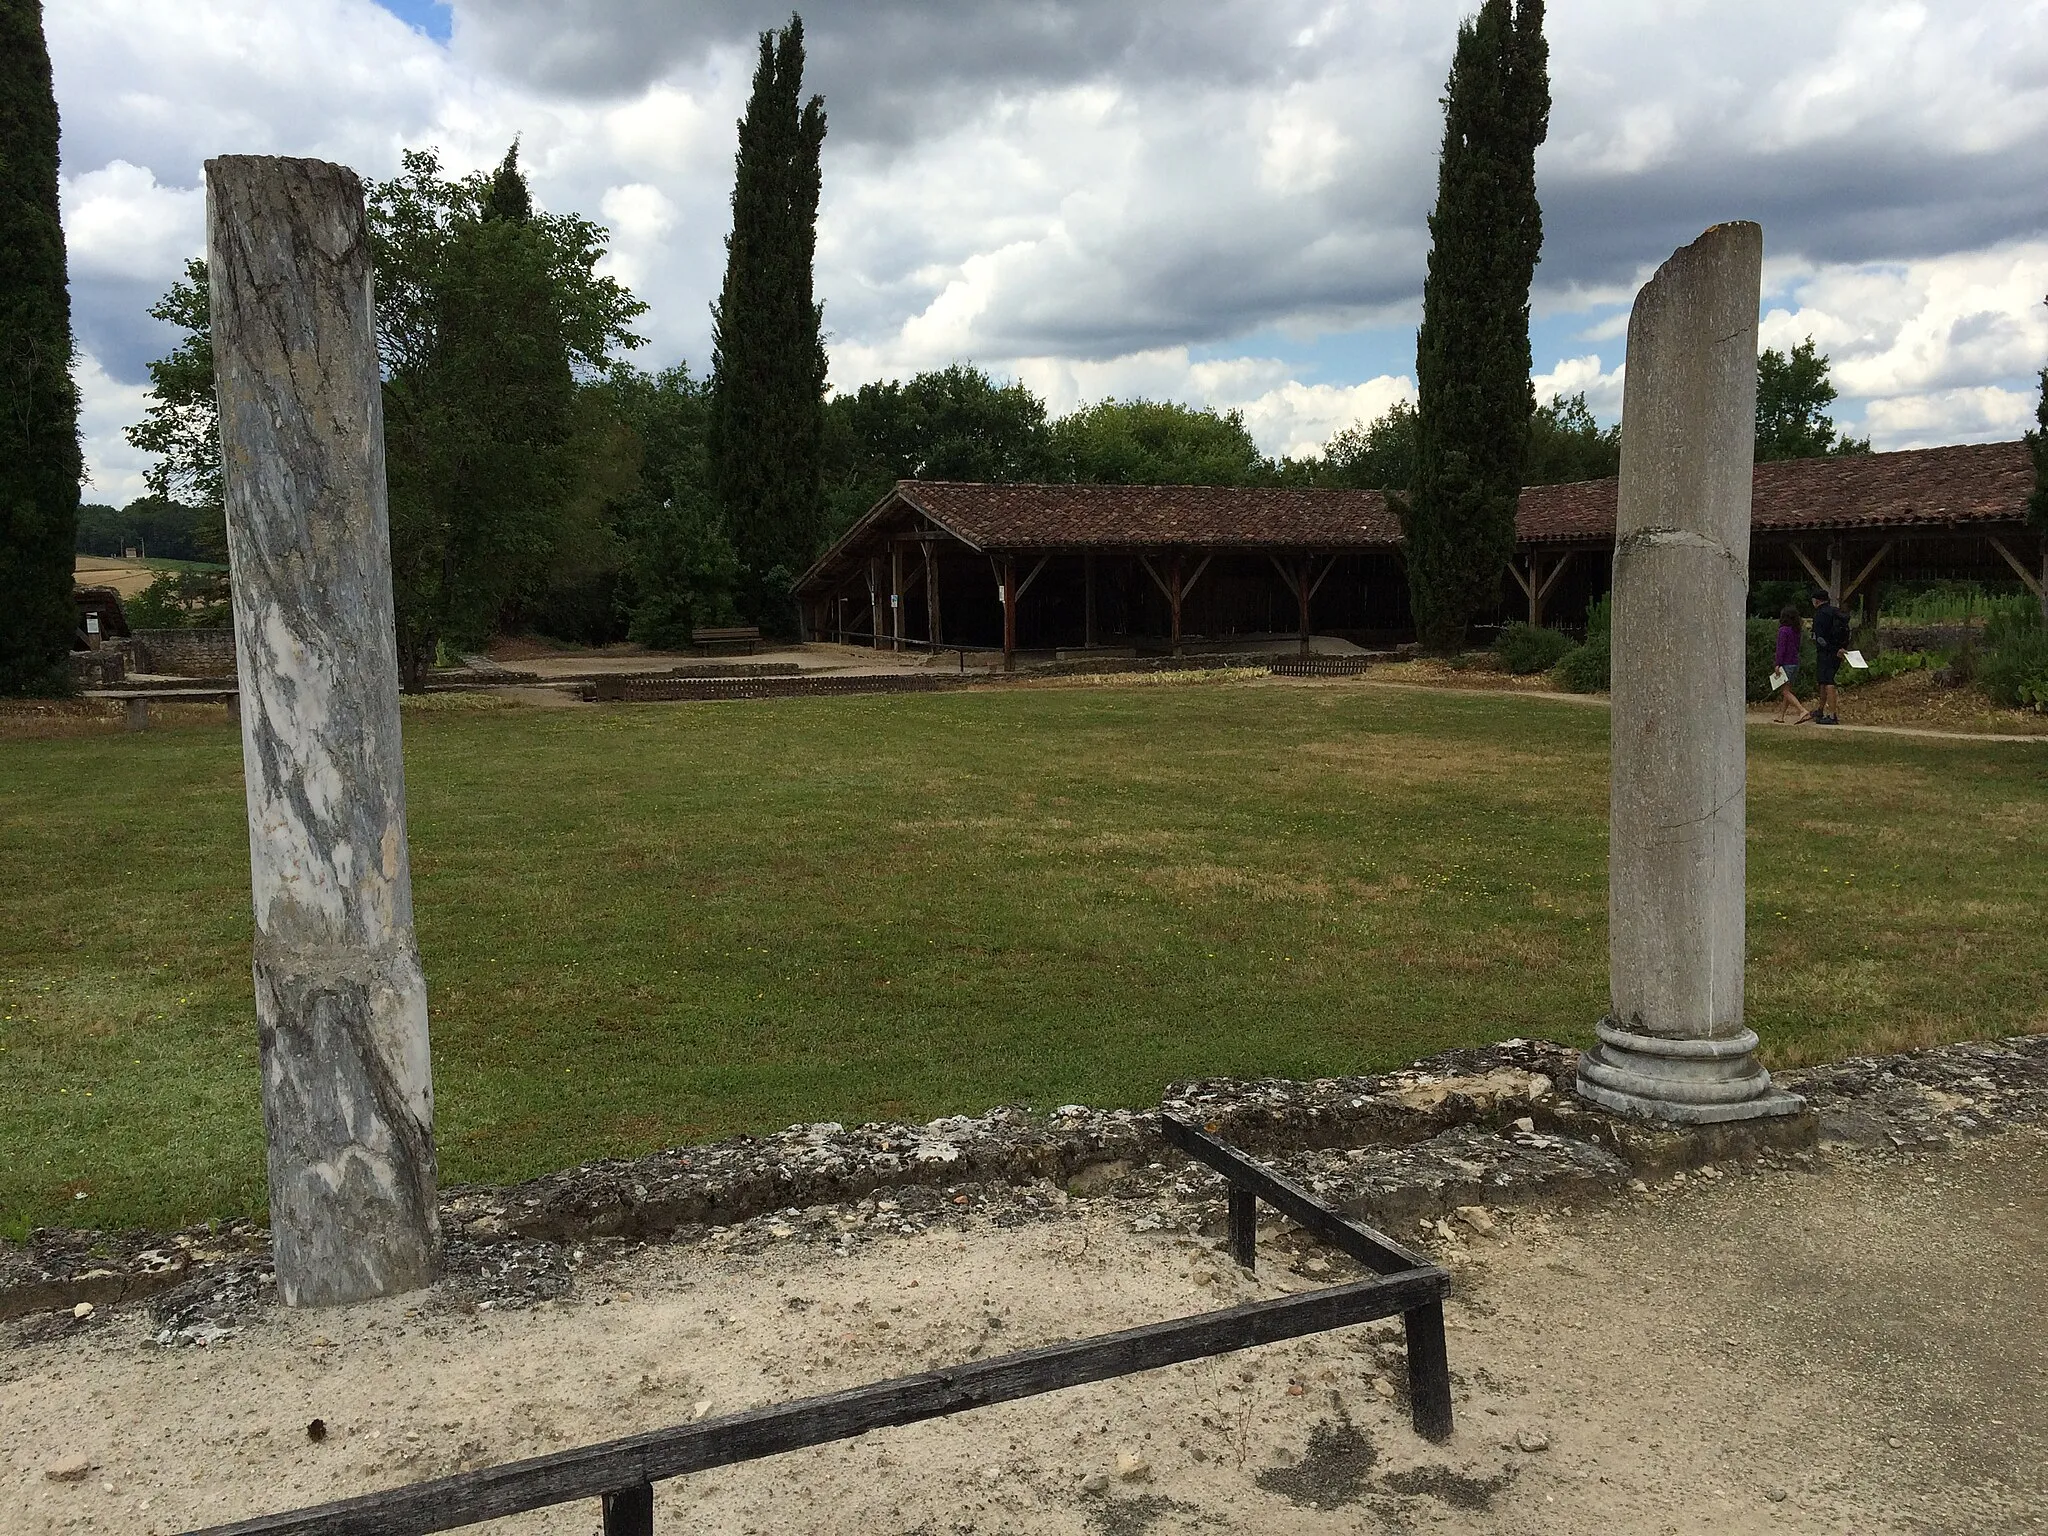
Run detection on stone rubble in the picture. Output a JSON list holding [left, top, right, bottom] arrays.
[[4, 1033, 2043, 1338]]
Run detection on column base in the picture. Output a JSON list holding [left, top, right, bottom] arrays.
[[1575, 1017, 1805, 1126]]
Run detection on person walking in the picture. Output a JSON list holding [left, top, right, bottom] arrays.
[[1772, 605, 1810, 722], [1810, 588, 1851, 724]]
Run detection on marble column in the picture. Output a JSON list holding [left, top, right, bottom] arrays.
[[1576, 222, 1802, 1125], [207, 156, 439, 1304]]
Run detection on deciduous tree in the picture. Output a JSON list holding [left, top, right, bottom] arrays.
[[125, 259, 225, 561], [370, 143, 643, 687], [1755, 337, 1869, 460]]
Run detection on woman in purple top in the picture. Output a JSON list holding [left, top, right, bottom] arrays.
[[1773, 605, 1810, 723]]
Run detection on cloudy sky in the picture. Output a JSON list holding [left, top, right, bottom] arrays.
[[51, 0, 2048, 504]]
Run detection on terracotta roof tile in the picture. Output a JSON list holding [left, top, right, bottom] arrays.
[[896, 480, 1403, 549], [1515, 439, 2033, 545], [798, 441, 2033, 590]]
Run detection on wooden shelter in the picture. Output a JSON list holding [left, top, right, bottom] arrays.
[[793, 441, 2042, 667]]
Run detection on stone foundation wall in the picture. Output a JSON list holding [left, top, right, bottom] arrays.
[[132, 628, 238, 678]]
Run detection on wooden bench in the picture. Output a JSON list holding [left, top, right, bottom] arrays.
[[694, 625, 762, 656], [86, 686, 240, 730]]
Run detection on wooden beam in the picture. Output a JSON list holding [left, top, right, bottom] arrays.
[[890, 544, 905, 651], [1988, 535, 2047, 600], [1787, 541, 1830, 595], [1178, 552, 1215, 601], [1013, 554, 1051, 603], [1839, 540, 1893, 605], [187, 1268, 1447, 1536], [1138, 553, 1173, 601], [1170, 551, 1184, 654], [1506, 560, 1534, 601], [1307, 555, 1338, 602], [1083, 550, 1097, 648], [924, 542, 942, 649], [1537, 549, 1574, 604], [1002, 555, 1017, 671]]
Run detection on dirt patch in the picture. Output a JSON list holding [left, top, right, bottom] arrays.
[[4, 1127, 2043, 1535], [1254, 1415, 1377, 1509]]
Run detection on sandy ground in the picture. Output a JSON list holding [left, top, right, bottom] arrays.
[[5, 1130, 2041, 1536]]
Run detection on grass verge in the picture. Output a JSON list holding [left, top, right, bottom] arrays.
[[3, 678, 2043, 1231]]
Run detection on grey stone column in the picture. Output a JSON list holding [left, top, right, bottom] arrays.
[[1576, 222, 1801, 1125], [207, 156, 439, 1304]]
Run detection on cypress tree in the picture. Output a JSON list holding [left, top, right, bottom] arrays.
[[1402, 0, 1549, 652], [708, 14, 828, 631], [2027, 294, 2047, 542], [0, 0, 83, 695]]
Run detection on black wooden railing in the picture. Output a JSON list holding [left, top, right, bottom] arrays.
[[188, 1117, 1452, 1536]]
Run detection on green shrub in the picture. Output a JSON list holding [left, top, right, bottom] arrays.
[[125, 570, 232, 629], [1550, 594, 1611, 693], [1981, 606, 2048, 710], [1493, 622, 1574, 674], [1552, 634, 1609, 693], [1842, 649, 1930, 688]]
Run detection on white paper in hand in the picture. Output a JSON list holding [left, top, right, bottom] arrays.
[[1769, 666, 1788, 691], [1844, 649, 1868, 669]]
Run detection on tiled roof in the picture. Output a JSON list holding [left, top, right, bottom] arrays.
[[896, 481, 1404, 549], [796, 441, 2034, 590], [1515, 439, 2034, 545]]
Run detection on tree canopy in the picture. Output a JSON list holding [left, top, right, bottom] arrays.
[[1403, 0, 1551, 651], [2031, 300, 2048, 539], [0, 0, 82, 695], [123, 257, 225, 562], [1755, 337, 1870, 461], [368, 143, 644, 685], [1045, 397, 1271, 487]]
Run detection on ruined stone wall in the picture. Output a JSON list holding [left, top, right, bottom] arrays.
[[132, 628, 238, 678]]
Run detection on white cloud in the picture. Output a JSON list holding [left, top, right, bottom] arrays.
[[1758, 239, 2048, 447], [46, 0, 2048, 496], [74, 354, 155, 506], [60, 161, 203, 280], [1533, 354, 1625, 416], [1860, 387, 2037, 449]]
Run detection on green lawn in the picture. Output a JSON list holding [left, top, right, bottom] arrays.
[[3, 679, 2043, 1233]]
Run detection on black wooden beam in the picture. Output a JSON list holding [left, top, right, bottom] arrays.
[[186, 1269, 1445, 1536], [1160, 1115, 1432, 1276]]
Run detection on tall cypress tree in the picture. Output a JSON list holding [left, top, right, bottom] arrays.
[[0, 0, 83, 695], [2028, 294, 2047, 543], [708, 14, 827, 631], [1402, 0, 1549, 651]]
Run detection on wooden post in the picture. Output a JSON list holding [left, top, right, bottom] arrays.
[[1297, 556, 1312, 656], [1529, 554, 1545, 628], [868, 559, 881, 650], [890, 544, 904, 652], [1827, 540, 1843, 606], [1002, 555, 1017, 672], [1083, 550, 1098, 649], [1228, 1188, 1258, 1270], [601, 1483, 653, 1536], [207, 155, 437, 1306], [924, 542, 942, 648], [1170, 551, 1184, 655]]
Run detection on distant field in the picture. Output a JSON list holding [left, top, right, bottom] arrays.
[[74, 554, 228, 599], [3, 678, 2043, 1233]]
